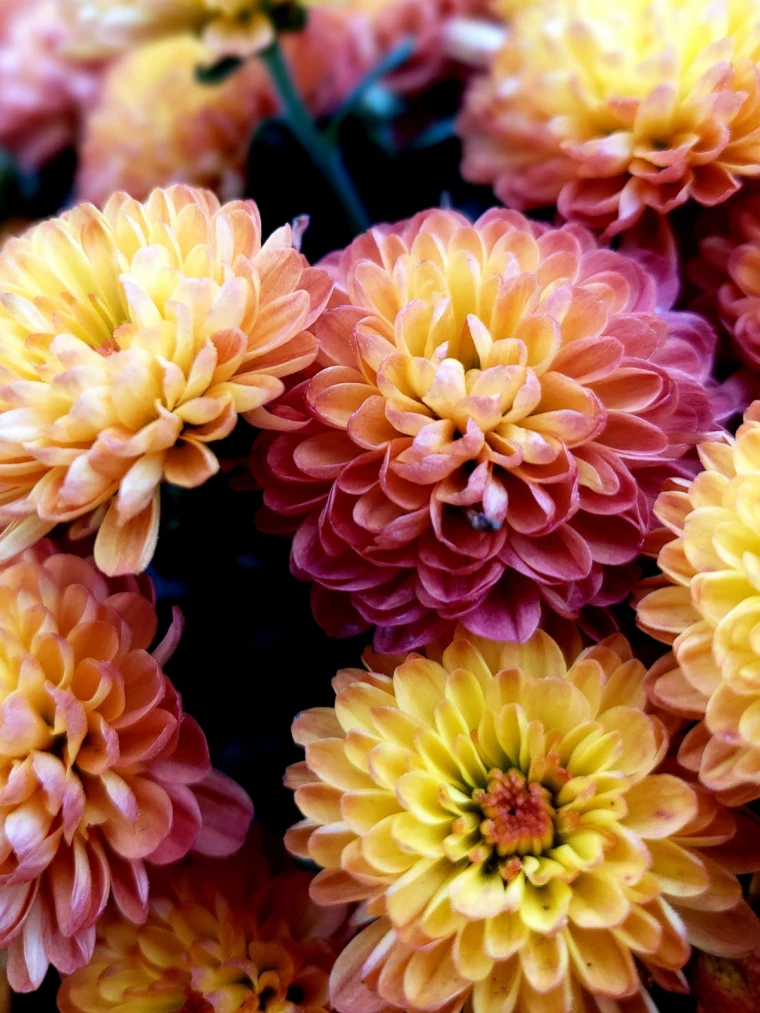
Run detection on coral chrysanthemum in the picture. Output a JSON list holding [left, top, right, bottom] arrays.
[[458, 0, 760, 238], [0, 543, 253, 991], [690, 184, 760, 369], [253, 208, 717, 653], [57, 841, 348, 1013], [637, 401, 760, 804], [0, 184, 331, 576], [0, 0, 103, 171], [286, 627, 760, 1013]]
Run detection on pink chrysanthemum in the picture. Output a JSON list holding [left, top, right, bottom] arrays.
[[253, 208, 718, 653], [0, 544, 252, 991]]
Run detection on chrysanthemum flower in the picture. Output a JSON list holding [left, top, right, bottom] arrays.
[[637, 400, 760, 804], [0, 543, 253, 991], [0, 184, 331, 576], [689, 184, 760, 369], [286, 626, 760, 1013], [253, 208, 717, 653], [57, 838, 348, 1013], [0, 0, 103, 171], [458, 0, 760, 238]]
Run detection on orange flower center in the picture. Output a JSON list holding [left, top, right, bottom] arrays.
[[474, 769, 556, 859]]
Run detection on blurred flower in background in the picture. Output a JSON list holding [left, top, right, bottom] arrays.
[[57, 837, 348, 1013], [458, 0, 760, 237], [0, 185, 331, 575], [0, 543, 252, 991], [287, 626, 760, 1012], [254, 208, 717, 653]]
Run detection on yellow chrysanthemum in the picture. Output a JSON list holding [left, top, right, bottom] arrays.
[[0, 185, 331, 575], [459, 0, 760, 237], [286, 627, 760, 1013], [638, 401, 760, 804], [64, 0, 304, 57]]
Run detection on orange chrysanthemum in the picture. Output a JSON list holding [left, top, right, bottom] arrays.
[[286, 626, 760, 1013], [0, 543, 252, 991], [458, 0, 760, 238], [690, 184, 760, 369], [0, 184, 331, 576], [57, 840, 348, 1013], [0, 0, 103, 171], [637, 401, 760, 804], [253, 208, 717, 653]]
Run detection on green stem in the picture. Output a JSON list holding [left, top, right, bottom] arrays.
[[260, 39, 369, 235]]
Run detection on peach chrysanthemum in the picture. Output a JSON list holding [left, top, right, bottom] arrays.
[[286, 626, 760, 1013], [0, 184, 331, 576], [637, 400, 760, 805], [458, 0, 760, 238], [57, 841, 348, 1013], [0, 0, 103, 171], [76, 18, 375, 206], [253, 208, 717, 653], [0, 543, 253, 991], [690, 184, 760, 369]]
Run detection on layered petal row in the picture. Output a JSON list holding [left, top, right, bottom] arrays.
[[0, 184, 331, 575], [0, 544, 252, 990], [286, 626, 760, 1013], [458, 0, 760, 237], [253, 208, 717, 652]]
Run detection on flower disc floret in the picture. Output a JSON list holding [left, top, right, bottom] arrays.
[[254, 208, 716, 652], [0, 544, 252, 991], [0, 184, 331, 575], [286, 627, 760, 1013], [458, 0, 760, 237]]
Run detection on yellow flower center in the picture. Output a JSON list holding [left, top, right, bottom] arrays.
[[474, 769, 556, 862]]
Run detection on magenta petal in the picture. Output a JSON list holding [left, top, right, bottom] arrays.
[[108, 852, 149, 923], [461, 577, 541, 642]]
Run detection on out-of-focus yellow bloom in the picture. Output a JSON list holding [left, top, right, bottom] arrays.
[[0, 185, 331, 575], [459, 0, 760, 237], [57, 841, 348, 1013], [639, 401, 760, 804], [64, 0, 311, 57], [286, 626, 760, 1013]]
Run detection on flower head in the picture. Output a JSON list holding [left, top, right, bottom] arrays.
[[458, 0, 760, 237], [637, 401, 760, 804], [57, 839, 347, 1013], [690, 184, 760, 369], [286, 626, 760, 1013], [0, 543, 252, 991], [253, 208, 717, 653], [0, 184, 331, 575]]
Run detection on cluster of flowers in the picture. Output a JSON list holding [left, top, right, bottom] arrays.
[[3, 0, 760, 1011]]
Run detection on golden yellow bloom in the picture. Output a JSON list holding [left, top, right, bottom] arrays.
[[0, 185, 331, 575], [459, 0, 760, 237], [638, 401, 760, 804], [64, 0, 300, 57], [286, 627, 760, 1013], [57, 840, 348, 1013]]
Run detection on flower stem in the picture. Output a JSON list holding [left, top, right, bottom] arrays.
[[260, 38, 370, 235]]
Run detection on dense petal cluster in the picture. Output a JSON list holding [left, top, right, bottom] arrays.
[[458, 0, 760, 237], [690, 184, 760, 369], [0, 184, 331, 576], [0, 544, 252, 991], [253, 208, 717, 653], [57, 841, 347, 1013], [286, 627, 760, 1013], [638, 401, 760, 804], [0, 0, 103, 171]]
